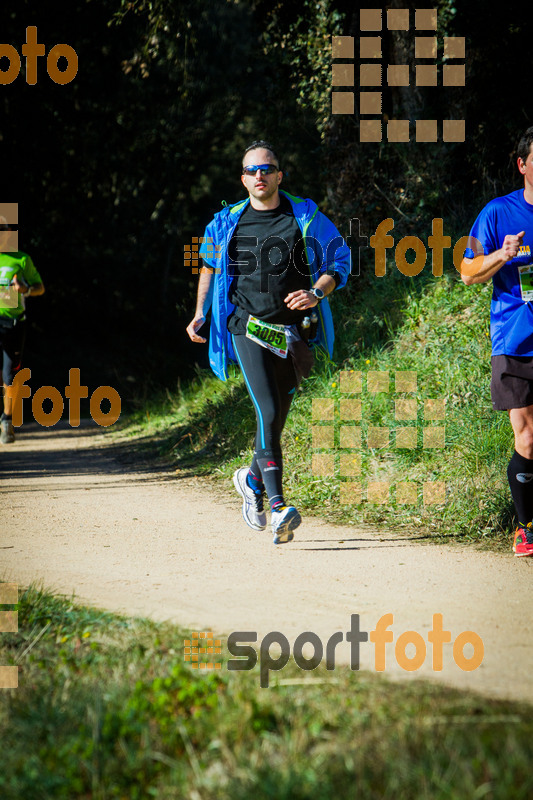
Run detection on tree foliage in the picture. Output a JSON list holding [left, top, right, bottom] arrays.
[[1, 0, 531, 397]]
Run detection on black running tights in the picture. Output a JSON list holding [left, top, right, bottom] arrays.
[[232, 333, 298, 505]]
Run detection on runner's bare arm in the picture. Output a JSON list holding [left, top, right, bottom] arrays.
[[12, 274, 45, 296], [186, 267, 214, 344], [461, 231, 525, 285]]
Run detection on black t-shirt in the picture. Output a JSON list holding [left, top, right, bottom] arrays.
[[226, 195, 311, 333]]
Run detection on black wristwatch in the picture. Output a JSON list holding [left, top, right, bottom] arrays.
[[309, 287, 325, 302]]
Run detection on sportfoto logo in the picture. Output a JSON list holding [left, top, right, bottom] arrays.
[[370, 219, 482, 277], [6, 368, 121, 427], [185, 219, 482, 282], [184, 614, 484, 688], [184, 233, 349, 278], [0, 27, 78, 85]]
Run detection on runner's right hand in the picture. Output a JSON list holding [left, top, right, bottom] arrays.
[[501, 231, 525, 262], [186, 315, 207, 343], [12, 273, 29, 293]]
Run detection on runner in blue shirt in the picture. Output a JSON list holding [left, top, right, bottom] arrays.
[[461, 126, 533, 556]]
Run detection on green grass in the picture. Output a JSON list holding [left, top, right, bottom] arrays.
[[115, 261, 516, 549], [1, 584, 532, 799]]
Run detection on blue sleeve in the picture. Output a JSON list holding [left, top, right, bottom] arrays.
[[198, 218, 220, 269], [310, 211, 351, 289], [464, 203, 498, 259], [194, 217, 221, 316]]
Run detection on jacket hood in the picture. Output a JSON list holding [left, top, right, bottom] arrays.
[[215, 190, 319, 231]]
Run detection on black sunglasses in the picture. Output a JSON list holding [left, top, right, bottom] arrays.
[[242, 164, 279, 177]]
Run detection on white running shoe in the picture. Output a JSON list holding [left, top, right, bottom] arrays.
[[233, 468, 267, 531], [271, 505, 301, 544]]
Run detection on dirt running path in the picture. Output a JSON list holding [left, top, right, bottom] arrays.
[[1, 422, 531, 702]]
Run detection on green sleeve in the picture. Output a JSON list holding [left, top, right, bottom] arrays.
[[21, 254, 42, 285]]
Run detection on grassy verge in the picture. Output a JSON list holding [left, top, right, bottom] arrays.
[[1, 584, 531, 799], [115, 261, 515, 549]]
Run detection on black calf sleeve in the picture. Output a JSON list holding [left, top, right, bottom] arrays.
[[507, 450, 533, 525]]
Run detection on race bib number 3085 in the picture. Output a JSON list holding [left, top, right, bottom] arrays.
[[246, 315, 288, 358]]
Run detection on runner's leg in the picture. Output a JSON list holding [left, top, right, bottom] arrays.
[[232, 333, 295, 508], [249, 343, 299, 500], [2, 322, 25, 418], [508, 405, 533, 524]]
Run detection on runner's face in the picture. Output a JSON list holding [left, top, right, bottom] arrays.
[[518, 143, 533, 189], [241, 148, 282, 203]]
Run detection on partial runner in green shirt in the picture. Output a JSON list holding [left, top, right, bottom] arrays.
[[0, 251, 43, 320], [0, 224, 45, 444]]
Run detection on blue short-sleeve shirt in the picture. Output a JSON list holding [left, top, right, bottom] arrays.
[[465, 189, 533, 355]]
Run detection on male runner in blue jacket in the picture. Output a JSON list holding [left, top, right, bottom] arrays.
[[187, 140, 350, 544]]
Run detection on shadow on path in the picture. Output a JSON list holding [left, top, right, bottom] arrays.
[[0, 420, 182, 484]]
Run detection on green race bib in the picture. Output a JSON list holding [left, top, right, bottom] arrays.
[[246, 315, 288, 358], [518, 264, 533, 301]]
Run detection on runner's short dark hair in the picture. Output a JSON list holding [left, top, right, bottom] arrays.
[[517, 127, 533, 163], [242, 140, 279, 167]]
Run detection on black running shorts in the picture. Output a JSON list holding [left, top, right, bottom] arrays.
[[491, 355, 533, 410]]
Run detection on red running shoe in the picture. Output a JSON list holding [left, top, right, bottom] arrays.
[[513, 522, 533, 557]]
